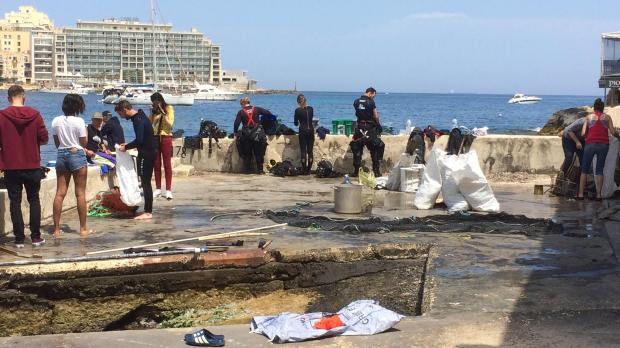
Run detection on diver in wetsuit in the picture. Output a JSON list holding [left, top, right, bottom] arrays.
[[294, 94, 315, 174], [233, 96, 274, 174], [350, 87, 384, 177]]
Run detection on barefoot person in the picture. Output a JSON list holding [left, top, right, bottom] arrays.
[[0, 85, 49, 247], [51, 94, 90, 235], [115, 100, 155, 220], [577, 98, 620, 201]]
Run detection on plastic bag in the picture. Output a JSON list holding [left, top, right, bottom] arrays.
[[414, 148, 445, 209], [451, 150, 500, 212], [438, 154, 470, 212], [250, 300, 404, 343], [114, 145, 142, 207], [593, 136, 619, 198], [358, 169, 377, 189]]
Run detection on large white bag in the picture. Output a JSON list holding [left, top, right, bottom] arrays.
[[593, 136, 619, 198], [386, 153, 416, 191], [414, 148, 445, 209], [438, 154, 470, 212], [114, 145, 143, 206], [451, 150, 500, 212]]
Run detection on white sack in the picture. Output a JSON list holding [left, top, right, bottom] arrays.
[[438, 154, 470, 212], [400, 165, 424, 193], [593, 136, 619, 198], [451, 150, 500, 212], [115, 145, 143, 206], [414, 148, 445, 209], [386, 153, 416, 191], [250, 300, 404, 344]]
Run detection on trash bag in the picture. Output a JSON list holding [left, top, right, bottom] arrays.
[[451, 150, 500, 212], [358, 168, 377, 189], [250, 300, 404, 344], [114, 145, 142, 207], [437, 154, 470, 212], [414, 148, 445, 209], [593, 136, 619, 198]]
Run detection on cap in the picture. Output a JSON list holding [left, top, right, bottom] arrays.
[[92, 112, 104, 120], [102, 111, 112, 117]]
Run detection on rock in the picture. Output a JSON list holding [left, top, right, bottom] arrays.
[[538, 106, 591, 135]]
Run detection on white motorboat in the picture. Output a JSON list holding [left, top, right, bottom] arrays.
[[39, 83, 91, 95], [508, 93, 542, 104], [103, 84, 194, 106], [190, 82, 241, 101]]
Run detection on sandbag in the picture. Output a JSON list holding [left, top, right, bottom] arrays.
[[114, 145, 142, 207], [593, 136, 619, 198], [438, 154, 470, 212], [386, 153, 416, 191], [414, 148, 445, 209], [451, 150, 500, 212]]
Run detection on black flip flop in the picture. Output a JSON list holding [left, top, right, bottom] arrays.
[[184, 328, 225, 347]]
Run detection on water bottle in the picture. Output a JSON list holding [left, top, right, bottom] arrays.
[[343, 174, 351, 184], [451, 118, 459, 129]]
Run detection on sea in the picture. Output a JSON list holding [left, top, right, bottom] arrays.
[[0, 91, 599, 164]]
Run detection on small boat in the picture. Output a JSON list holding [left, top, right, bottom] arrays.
[[190, 82, 241, 101], [508, 93, 542, 104], [39, 83, 91, 95], [102, 84, 194, 106]]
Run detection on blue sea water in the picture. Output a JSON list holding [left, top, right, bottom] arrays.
[[0, 91, 598, 163]]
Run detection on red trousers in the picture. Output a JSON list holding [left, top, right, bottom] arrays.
[[154, 135, 173, 191]]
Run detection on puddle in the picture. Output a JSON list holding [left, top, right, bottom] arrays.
[[434, 265, 490, 279]]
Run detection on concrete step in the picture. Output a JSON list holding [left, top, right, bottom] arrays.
[[171, 157, 182, 168], [172, 164, 195, 177]]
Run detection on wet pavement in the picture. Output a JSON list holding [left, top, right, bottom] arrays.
[[2, 173, 620, 346]]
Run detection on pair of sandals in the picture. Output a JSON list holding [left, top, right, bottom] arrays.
[[185, 328, 225, 347]]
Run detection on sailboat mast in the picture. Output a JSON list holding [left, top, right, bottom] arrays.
[[151, 0, 157, 84]]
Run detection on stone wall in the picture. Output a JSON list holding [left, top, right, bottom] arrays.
[[1, 167, 114, 235], [174, 134, 564, 175]]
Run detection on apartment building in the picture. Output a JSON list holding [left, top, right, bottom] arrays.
[[58, 19, 221, 84]]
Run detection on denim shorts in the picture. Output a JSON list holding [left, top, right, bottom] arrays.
[[56, 148, 88, 173], [581, 143, 609, 176]]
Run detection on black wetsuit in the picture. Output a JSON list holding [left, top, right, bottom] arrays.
[[125, 109, 155, 213], [101, 116, 125, 149], [234, 106, 272, 173], [350, 95, 384, 176], [294, 106, 315, 174]]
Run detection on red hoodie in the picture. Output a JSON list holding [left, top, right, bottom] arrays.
[[0, 105, 49, 170]]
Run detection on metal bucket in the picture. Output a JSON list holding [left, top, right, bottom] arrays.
[[334, 184, 363, 214]]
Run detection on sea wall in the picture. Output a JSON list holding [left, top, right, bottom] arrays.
[[0, 167, 114, 235], [173, 134, 564, 175]]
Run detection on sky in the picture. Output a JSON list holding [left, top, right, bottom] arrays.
[[1, 0, 618, 95]]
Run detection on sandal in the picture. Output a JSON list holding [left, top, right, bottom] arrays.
[[184, 328, 225, 347]]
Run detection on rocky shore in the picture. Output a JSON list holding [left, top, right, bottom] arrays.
[[539, 105, 620, 135]]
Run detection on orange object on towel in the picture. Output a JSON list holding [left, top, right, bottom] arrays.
[[313, 315, 345, 330]]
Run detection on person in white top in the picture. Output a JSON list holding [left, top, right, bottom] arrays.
[[51, 94, 90, 236]]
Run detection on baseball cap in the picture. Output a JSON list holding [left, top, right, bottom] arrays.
[[102, 111, 112, 117]]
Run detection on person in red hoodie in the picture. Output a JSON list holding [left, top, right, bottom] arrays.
[[0, 85, 49, 248]]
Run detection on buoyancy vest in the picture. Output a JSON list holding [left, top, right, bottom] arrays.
[[242, 107, 256, 127], [585, 112, 609, 145]]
